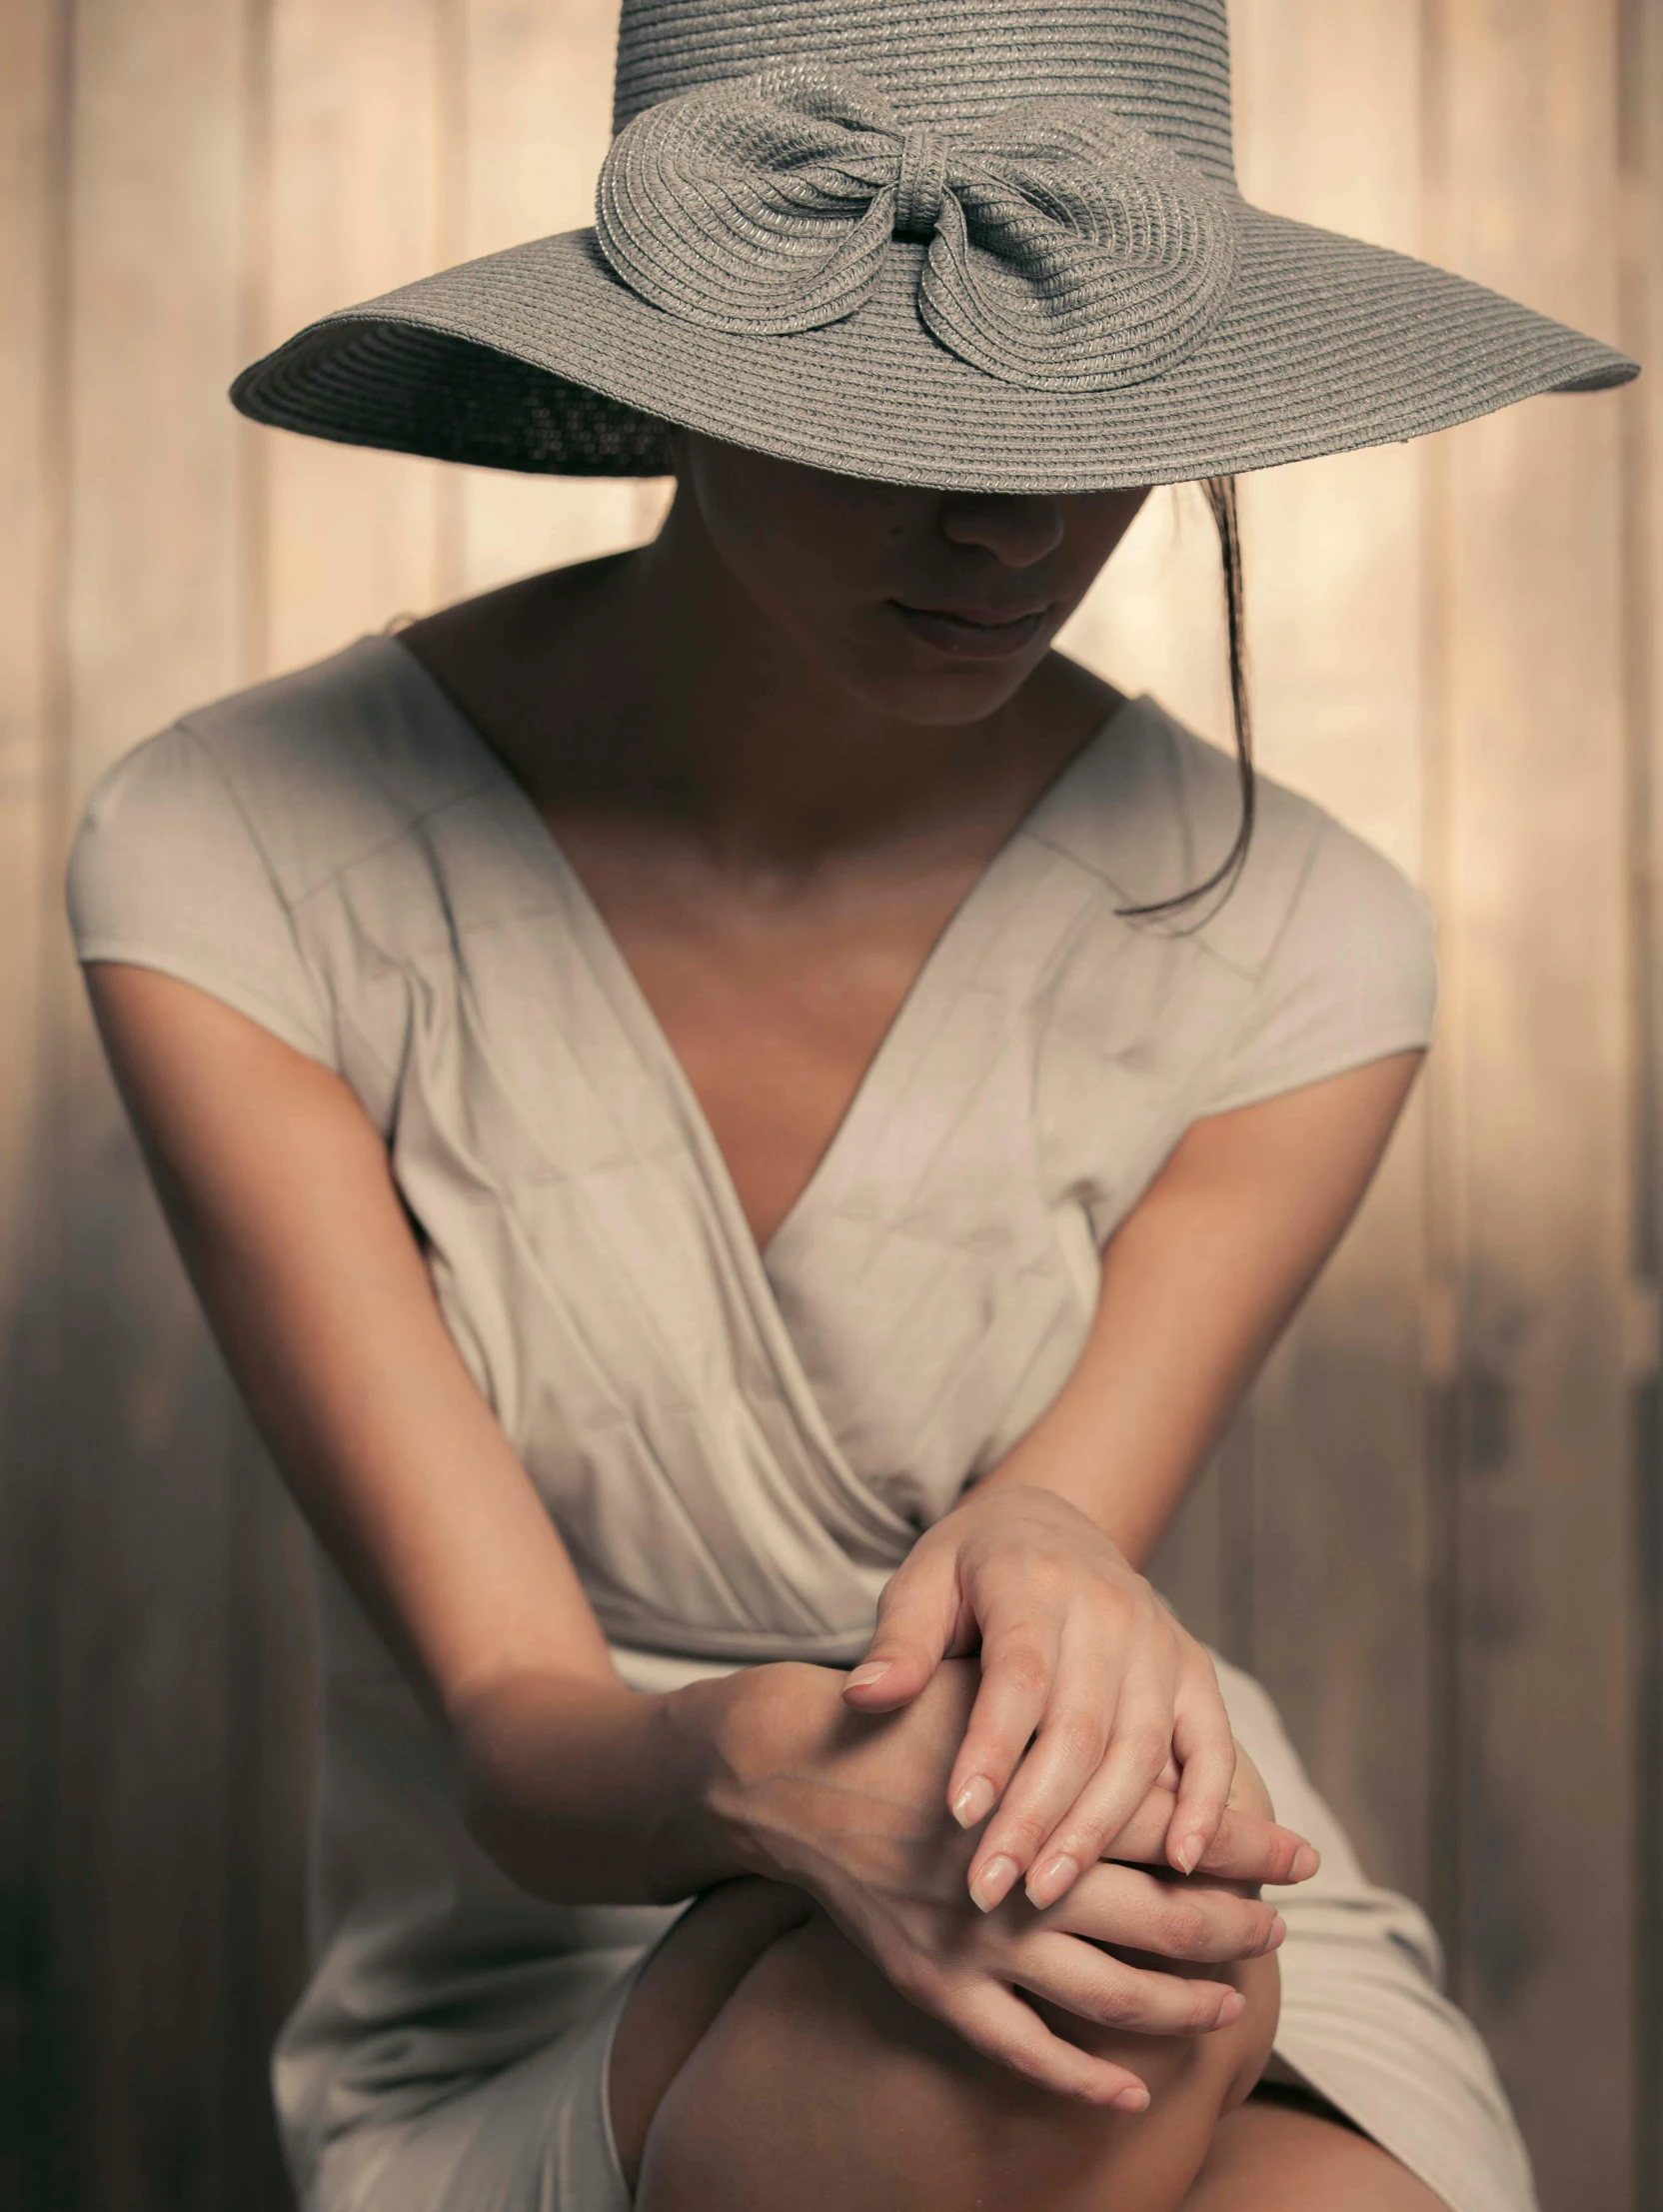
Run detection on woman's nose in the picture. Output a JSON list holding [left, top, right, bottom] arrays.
[[936, 491, 1066, 568]]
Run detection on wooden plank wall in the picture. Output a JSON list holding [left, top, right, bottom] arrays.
[[0, 3, 1655, 2206], [1634, 1, 1663, 2199], [0, 7, 61, 2207]]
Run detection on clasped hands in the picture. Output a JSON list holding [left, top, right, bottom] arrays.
[[717, 1484, 1317, 2106]]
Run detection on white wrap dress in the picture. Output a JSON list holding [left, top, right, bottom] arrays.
[[68, 634, 1536, 2212]]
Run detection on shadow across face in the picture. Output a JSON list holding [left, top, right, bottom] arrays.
[[670, 431, 1150, 728]]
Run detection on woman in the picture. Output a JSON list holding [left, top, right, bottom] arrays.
[[66, 3, 1634, 2209]]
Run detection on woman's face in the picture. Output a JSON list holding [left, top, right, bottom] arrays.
[[670, 433, 1151, 727]]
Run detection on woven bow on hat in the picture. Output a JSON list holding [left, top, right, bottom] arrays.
[[596, 60, 1239, 393]]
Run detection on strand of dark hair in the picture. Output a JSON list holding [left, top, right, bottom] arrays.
[[1116, 474, 1255, 923]]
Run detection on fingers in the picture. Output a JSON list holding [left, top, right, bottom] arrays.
[[1005, 1680, 1175, 1911], [922, 1970, 1154, 2110], [1090, 1779, 1319, 1891], [842, 1541, 963, 1712], [1162, 1657, 1238, 1875], [963, 1624, 1176, 1911], [862, 1862, 1280, 2109], [1194, 1804, 1320, 1888], [1009, 1930, 1246, 2040], [1043, 1860, 1285, 1965], [1097, 1782, 1190, 1866], [945, 1608, 1062, 1845]]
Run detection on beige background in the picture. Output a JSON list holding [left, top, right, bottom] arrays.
[[3, 2, 1661, 2206]]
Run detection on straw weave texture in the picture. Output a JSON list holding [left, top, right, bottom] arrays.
[[231, 0, 1636, 489], [611, 0, 1240, 180]]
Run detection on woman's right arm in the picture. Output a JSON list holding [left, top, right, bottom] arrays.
[[85, 961, 1311, 2102]]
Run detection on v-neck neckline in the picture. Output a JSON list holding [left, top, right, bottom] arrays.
[[380, 631, 1134, 1275]]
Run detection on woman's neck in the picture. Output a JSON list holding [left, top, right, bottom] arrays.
[[402, 495, 1119, 883]]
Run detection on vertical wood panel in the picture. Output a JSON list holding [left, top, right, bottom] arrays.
[[1145, 1450, 1229, 1650], [0, 7, 59, 1278], [262, 0, 447, 668], [1628, 0, 1663, 2198], [1228, 0, 1435, 1909], [1429, 2, 1634, 2201], [0, 9, 65, 2205], [53, 7, 262, 2207], [219, 1424, 317, 2208]]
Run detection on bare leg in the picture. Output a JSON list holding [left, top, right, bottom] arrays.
[[1182, 2099, 1447, 2210], [610, 1877, 1278, 2212], [609, 1877, 815, 2184]]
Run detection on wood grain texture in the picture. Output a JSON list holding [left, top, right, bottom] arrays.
[[0, 9, 66, 2204], [219, 1426, 318, 2210], [43, 2, 297, 2204], [48, 0, 251, 2197], [0, 0, 59, 1276], [1427, 2, 1635, 2202], [1626, 0, 1663, 2195]]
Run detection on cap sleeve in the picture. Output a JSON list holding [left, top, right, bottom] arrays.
[[66, 720, 338, 1068], [1197, 817, 1437, 1117]]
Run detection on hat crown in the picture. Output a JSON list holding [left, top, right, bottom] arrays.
[[610, 0, 1236, 184]]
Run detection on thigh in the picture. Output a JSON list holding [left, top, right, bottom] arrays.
[[628, 1900, 1278, 2212], [609, 1875, 816, 2187], [1182, 2099, 1447, 2211]]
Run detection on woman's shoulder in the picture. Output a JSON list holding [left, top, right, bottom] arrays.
[[72, 633, 489, 915], [1030, 692, 1434, 994]]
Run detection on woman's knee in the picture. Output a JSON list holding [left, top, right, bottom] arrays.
[[1071, 1945, 1279, 2121], [635, 1909, 1278, 2212], [1183, 2099, 1448, 2211], [609, 1876, 816, 2188]]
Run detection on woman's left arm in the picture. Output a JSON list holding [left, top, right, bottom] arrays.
[[842, 1049, 1423, 1912]]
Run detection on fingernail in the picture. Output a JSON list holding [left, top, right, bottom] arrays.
[[1113, 2084, 1149, 2114], [1024, 1852, 1079, 1909], [951, 1775, 995, 1829], [1218, 1989, 1245, 2024], [1172, 1831, 1204, 1876], [844, 1662, 891, 1690], [1265, 1912, 1287, 1951], [968, 1856, 1018, 1913], [1291, 1843, 1320, 1881]]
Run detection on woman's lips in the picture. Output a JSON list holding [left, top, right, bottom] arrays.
[[889, 601, 1050, 660]]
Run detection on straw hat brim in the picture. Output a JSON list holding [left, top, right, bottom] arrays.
[[232, 199, 1636, 493]]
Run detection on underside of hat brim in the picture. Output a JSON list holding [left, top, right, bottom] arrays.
[[230, 202, 1637, 494]]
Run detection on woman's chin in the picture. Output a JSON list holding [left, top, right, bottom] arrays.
[[834, 651, 1046, 729]]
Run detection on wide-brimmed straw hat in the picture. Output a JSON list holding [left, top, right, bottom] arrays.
[[231, 0, 1637, 493]]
